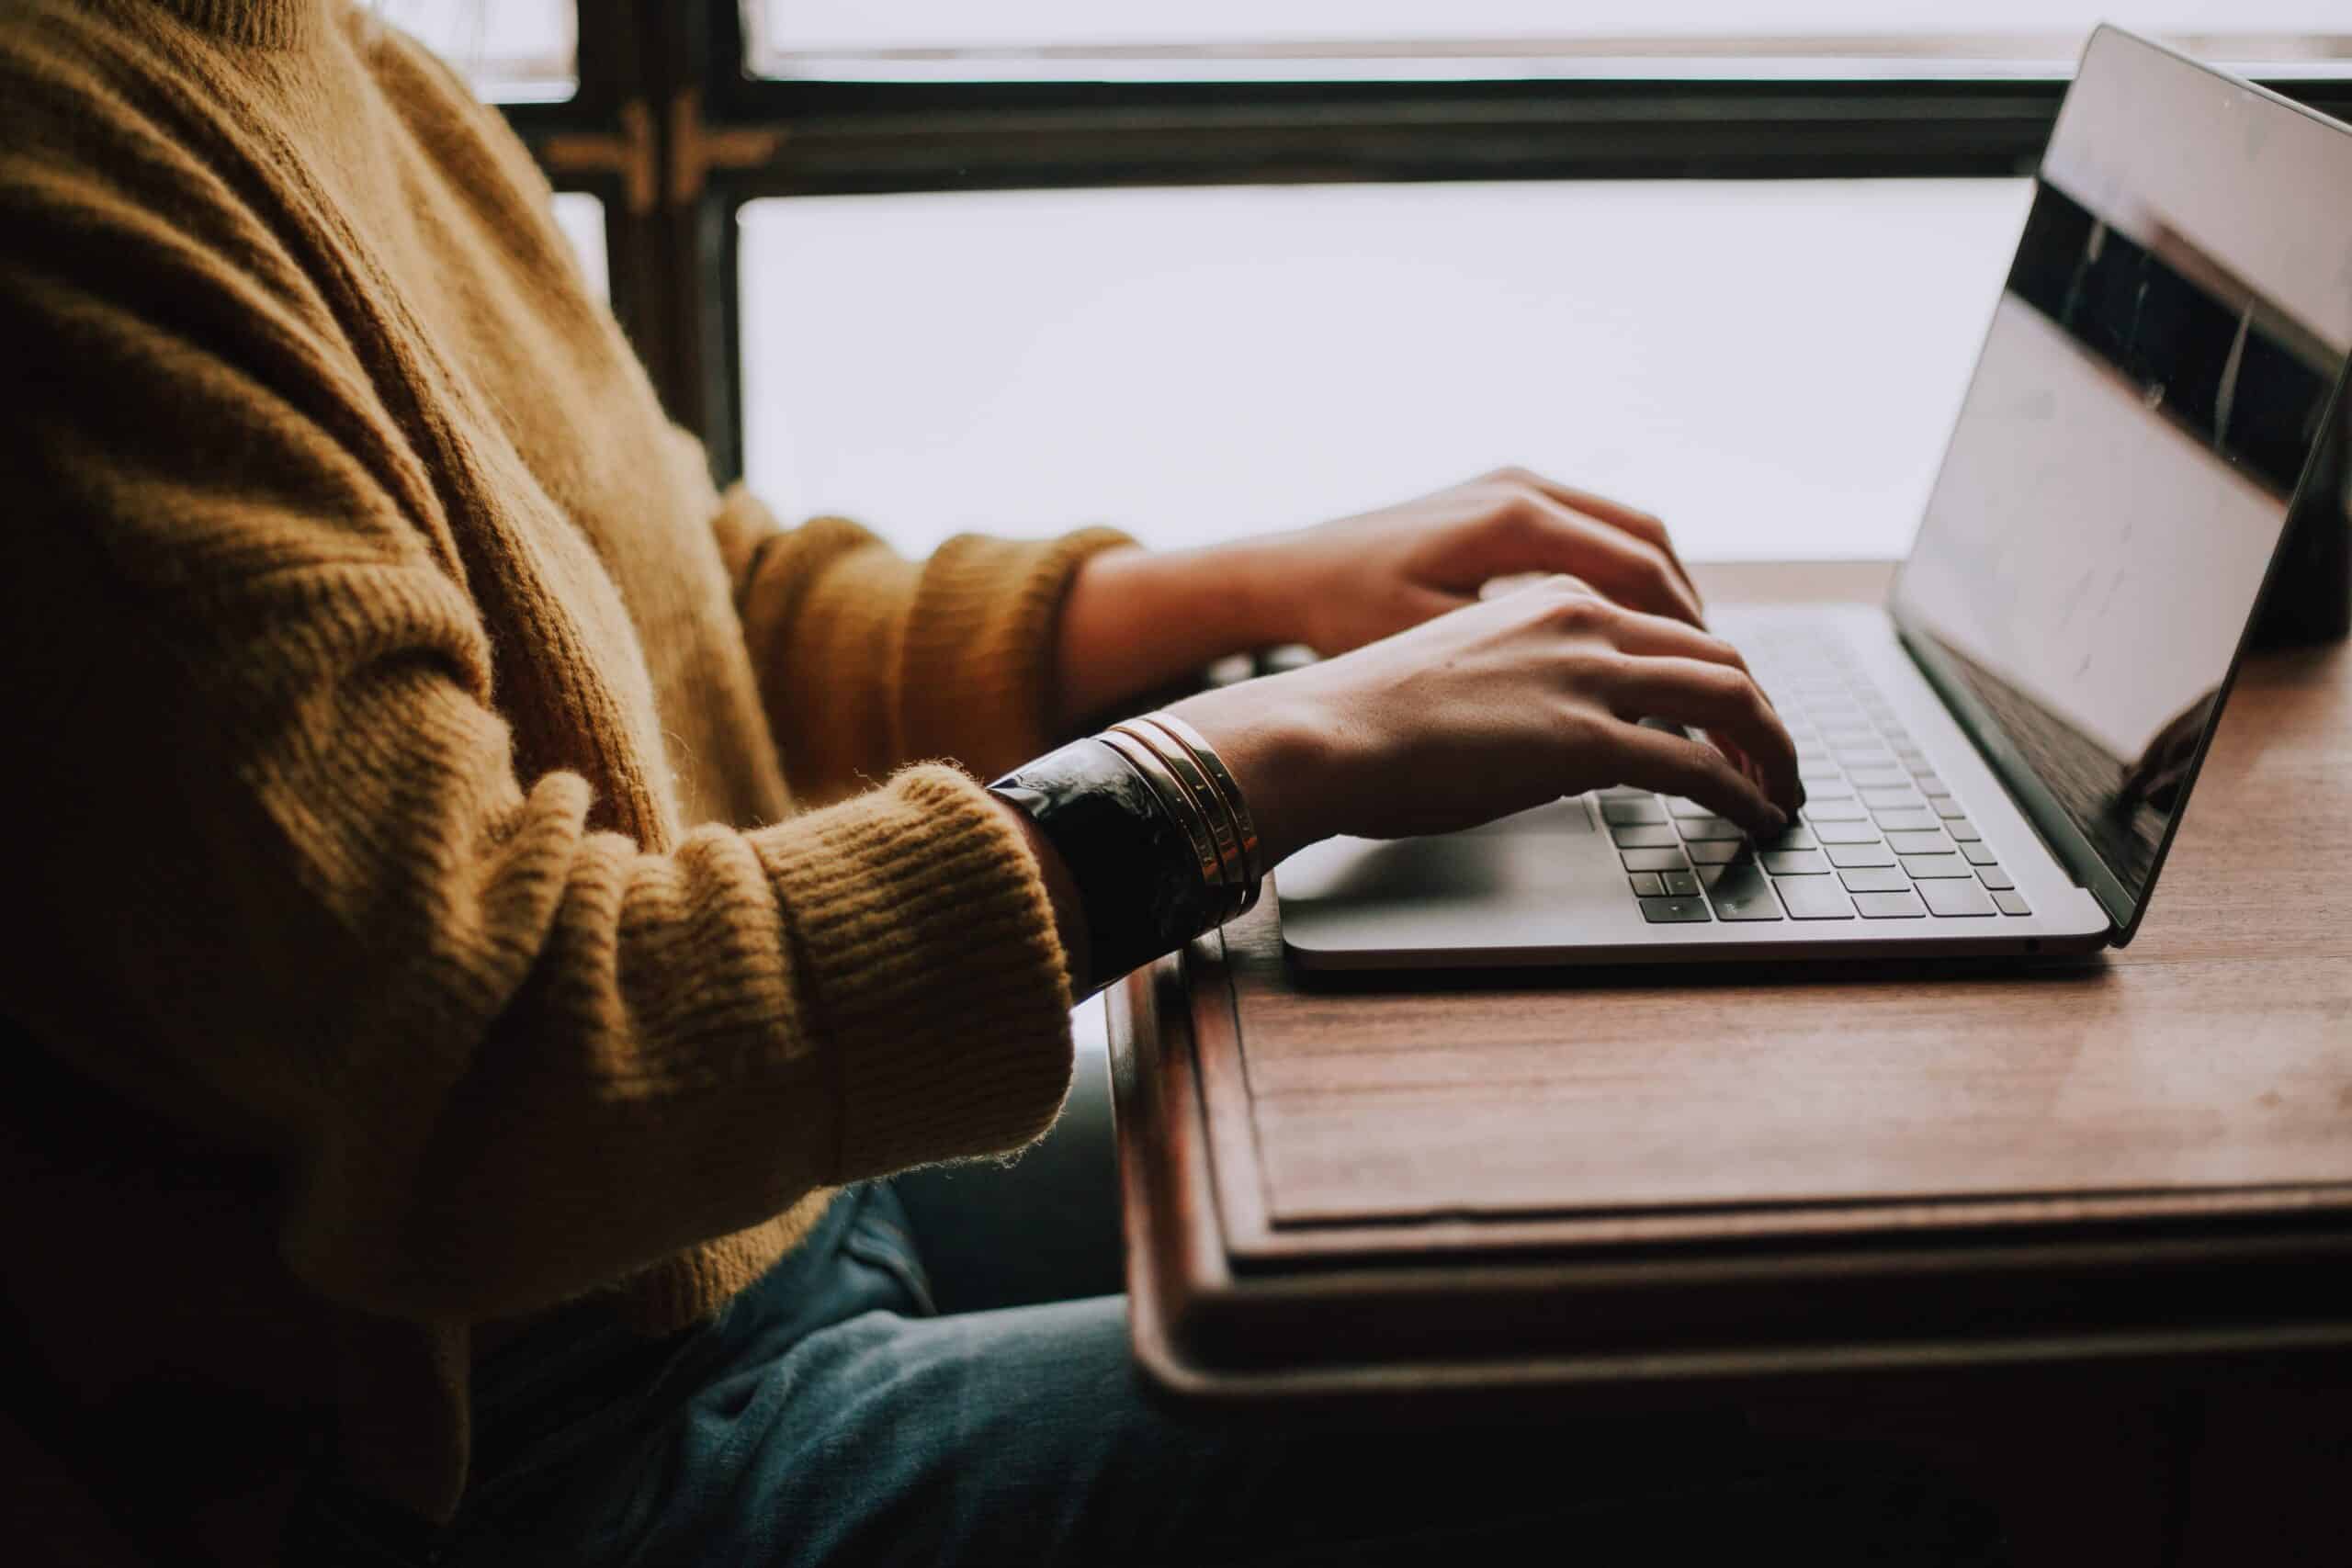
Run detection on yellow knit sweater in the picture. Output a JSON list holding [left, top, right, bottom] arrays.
[[0, 0, 1127, 1523]]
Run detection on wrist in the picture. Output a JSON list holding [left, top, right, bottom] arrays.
[[1055, 539, 1302, 728], [1162, 678, 1333, 871], [1191, 533, 1302, 652], [1102, 536, 1301, 652]]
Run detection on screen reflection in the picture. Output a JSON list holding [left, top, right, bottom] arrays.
[[1893, 28, 2351, 918]]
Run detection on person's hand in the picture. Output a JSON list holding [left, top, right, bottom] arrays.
[[1162, 576, 1799, 869], [1250, 467, 1704, 657], [1051, 468, 1704, 728]]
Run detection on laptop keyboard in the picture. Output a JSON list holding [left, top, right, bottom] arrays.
[[1603, 630, 2032, 925]]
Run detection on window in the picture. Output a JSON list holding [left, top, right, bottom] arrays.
[[376, 0, 577, 102], [741, 179, 2027, 559], [549, 192, 609, 301], [749, 2, 2352, 80], [410, 5, 2351, 563]]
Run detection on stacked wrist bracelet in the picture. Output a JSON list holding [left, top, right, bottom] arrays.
[[988, 711, 1263, 987]]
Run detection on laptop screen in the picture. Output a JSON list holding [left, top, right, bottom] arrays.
[[1889, 26, 2352, 933]]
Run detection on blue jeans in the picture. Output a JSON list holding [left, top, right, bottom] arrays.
[[288, 1183, 2005, 1566]]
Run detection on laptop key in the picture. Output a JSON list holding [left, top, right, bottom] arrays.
[[1932, 797, 1969, 819], [1860, 788, 1927, 810], [1803, 799, 1870, 821], [1885, 829, 1953, 854], [1919, 878, 1996, 917], [1638, 895, 1713, 923], [1838, 866, 1912, 893], [1854, 890, 1929, 919], [1622, 848, 1689, 872], [1628, 872, 1666, 897], [1602, 798, 1668, 825], [1913, 773, 1949, 794], [1946, 818, 1983, 842], [1899, 853, 1973, 878], [1993, 890, 2033, 916], [1774, 876, 1859, 919], [1664, 796, 1719, 818], [1761, 849, 1830, 875], [1873, 808, 1943, 832], [1976, 865, 2016, 890], [1960, 840, 1999, 865], [1611, 824, 1681, 849], [1677, 816, 1746, 841], [1757, 825, 1819, 852], [1849, 767, 1910, 788], [1826, 842, 1898, 867], [1798, 762, 1845, 784], [1812, 820, 1885, 844], [1685, 840, 1746, 864], [1660, 869, 1702, 897], [1706, 862, 1784, 920]]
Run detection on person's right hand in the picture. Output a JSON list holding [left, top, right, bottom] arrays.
[[1164, 575, 1801, 869]]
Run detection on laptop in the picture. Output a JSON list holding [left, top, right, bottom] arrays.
[[1278, 26, 2352, 970]]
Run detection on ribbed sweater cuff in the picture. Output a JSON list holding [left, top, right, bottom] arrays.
[[754, 764, 1076, 1178], [900, 527, 1136, 771]]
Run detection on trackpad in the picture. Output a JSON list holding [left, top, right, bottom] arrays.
[[1277, 797, 1600, 903]]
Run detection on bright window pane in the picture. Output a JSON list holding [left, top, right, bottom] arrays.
[[741, 180, 2031, 562], [379, 0, 576, 102], [548, 192, 607, 303], [752, 2, 2351, 78]]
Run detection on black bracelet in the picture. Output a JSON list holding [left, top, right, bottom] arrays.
[[989, 737, 1229, 989]]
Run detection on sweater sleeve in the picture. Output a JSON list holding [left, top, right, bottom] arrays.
[[0, 122, 1074, 1324], [707, 481, 1135, 803]]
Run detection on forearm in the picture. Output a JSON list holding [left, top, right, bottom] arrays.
[[1053, 541, 1291, 730]]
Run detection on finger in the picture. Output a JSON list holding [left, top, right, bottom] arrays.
[[1494, 468, 1701, 607], [1595, 605, 1755, 681], [1598, 657, 1802, 815], [1598, 610, 1799, 774], [1601, 718, 1786, 836], [1514, 494, 1706, 629]]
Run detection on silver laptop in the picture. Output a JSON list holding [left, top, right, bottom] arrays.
[[1280, 27, 2352, 971]]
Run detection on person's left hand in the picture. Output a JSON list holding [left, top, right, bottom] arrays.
[[1254, 467, 1704, 657]]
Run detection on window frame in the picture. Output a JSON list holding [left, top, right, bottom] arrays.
[[496, 5, 2352, 487]]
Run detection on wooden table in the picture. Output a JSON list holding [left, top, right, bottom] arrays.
[[1107, 560, 2352, 1562]]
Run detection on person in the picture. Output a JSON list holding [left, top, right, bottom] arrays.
[[0, 4, 1999, 1564]]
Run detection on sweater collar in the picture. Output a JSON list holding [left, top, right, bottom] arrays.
[[147, 0, 328, 49]]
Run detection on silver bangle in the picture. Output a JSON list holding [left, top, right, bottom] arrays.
[[1136, 711, 1263, 901], [1095, 728, 1227, 900], [1108, 720, 1248, 925]]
